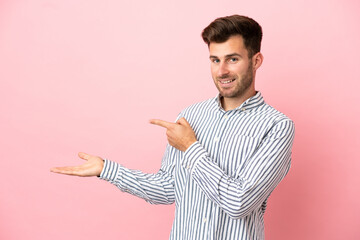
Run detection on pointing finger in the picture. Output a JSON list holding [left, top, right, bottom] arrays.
[[149, 119, 174, 129]]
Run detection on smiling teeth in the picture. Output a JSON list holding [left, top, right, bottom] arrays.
[[222, 79, 235, 83]]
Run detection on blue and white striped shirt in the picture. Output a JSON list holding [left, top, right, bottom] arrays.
[[100, 92, 295, 239]]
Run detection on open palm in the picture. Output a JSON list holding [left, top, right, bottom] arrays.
[[51, 152, 104, 177]]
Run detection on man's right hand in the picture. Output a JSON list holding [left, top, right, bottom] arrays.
[[50, 152, 104, 177]]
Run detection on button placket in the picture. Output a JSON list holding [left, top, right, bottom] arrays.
[[214, 113, 230, 143]]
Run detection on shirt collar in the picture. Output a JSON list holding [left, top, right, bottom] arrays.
[[215, 91, 265, 111]]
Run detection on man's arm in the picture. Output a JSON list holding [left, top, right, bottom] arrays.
[[50, 150, 176, 205], [98, 154, 176, 205], [151, 117, 295, 218]]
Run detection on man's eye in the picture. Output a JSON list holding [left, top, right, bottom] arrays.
[[229, 58, 238, 62], [211, 59, 220, 63]]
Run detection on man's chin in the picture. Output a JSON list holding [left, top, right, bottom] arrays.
[[219, 88, 237, 97]]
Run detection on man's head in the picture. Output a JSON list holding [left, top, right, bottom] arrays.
[[202, 15, 262, 58], [202, 15, 264, 110]]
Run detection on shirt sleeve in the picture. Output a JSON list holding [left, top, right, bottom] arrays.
[[98, 145, 176, 205], [182, 119, 295, 219]]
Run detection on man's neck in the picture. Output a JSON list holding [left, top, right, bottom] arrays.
[[221, 89, 256, 111]]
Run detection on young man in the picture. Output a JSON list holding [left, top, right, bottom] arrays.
[[51, 15, 295, 239]]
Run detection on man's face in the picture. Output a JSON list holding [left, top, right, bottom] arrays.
[[209, 35, 254, 100]]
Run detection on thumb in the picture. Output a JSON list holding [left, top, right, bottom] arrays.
[[78, 152, 90, 161], [177, 117, 190, 126]]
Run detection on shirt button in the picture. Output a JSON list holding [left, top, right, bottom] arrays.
[[203, 218, 207, 223], [186, 165, 190, 169], [224, 115, 229, 119], [214, 137, 219, 142], [241, 107, 246, 111]]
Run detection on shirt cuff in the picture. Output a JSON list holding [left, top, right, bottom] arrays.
[[98, 159, 120, 182], [183, 141, 208, 172]]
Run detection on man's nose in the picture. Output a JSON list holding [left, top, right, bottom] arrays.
[[218, 62, 229, 76]]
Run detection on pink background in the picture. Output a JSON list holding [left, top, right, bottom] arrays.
[[1, 0, 359, 239]]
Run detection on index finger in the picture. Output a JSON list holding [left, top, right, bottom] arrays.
[[149, 119, 174, 129]]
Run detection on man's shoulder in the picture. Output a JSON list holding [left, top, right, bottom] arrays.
[[178, 95, 294, 126], [258, 102, 294, 126]]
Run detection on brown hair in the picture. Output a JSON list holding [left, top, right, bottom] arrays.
[[201, 15, 262, 58]]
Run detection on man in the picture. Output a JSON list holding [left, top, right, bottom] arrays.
[[51, 15, 295, 239]]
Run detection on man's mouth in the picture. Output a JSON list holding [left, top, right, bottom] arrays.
[[219, 78, 236, 84]]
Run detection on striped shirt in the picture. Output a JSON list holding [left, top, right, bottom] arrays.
[[99, 92, 295, 239]]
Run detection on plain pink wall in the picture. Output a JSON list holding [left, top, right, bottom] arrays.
[[1, 0, 359, 239]]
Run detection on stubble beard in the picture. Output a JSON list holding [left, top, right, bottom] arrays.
[[215, 62, 254, 99]]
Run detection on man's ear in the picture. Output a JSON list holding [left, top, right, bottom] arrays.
[[252, 52, 264, 71]]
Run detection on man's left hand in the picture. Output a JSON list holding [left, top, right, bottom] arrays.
[[150, 118, 197, 152]]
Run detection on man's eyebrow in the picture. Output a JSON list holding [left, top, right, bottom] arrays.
[[209, 53, 242, 59]]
